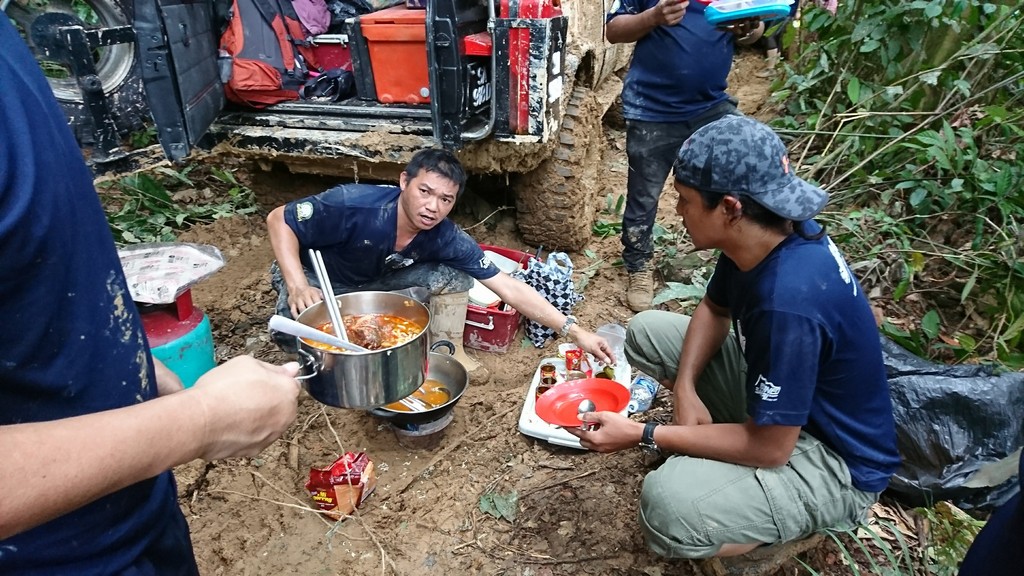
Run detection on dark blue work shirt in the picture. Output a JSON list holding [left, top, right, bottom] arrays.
[[705, 221, 901, 493], [608, 0, 734, 122], [0, 16, 186, 574], [283, 184, 499, 286]]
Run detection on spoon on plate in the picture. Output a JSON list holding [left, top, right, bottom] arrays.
[[577, 398, 597, 431]]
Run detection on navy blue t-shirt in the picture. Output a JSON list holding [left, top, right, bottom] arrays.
[[0, 17, 183, 574], [705, 221, 901, 493], [607, 0, 733, 122], [283, 184, 499, 286]]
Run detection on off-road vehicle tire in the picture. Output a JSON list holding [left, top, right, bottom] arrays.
[[6, 0, 148, 143], [515, 86, 604, 252]]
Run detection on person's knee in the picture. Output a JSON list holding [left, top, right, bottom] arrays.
[[638, 468, 719, 558], [625, 311, 682, 376], [424, 265, 473, 294]]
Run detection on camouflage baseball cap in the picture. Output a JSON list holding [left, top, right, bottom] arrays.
[[673, 116, 828, 221]]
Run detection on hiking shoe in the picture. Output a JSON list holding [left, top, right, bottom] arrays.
[[627, 269, 655, 312]]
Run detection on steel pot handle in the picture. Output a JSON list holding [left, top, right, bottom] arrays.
[[430, 339, 456, 356], [295, 348, 319, 381]]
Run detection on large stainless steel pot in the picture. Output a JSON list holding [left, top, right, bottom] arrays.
[[295, 291, 431, 408]]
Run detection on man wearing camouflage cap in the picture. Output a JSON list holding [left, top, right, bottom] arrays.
[[568, 116, 900, 558]]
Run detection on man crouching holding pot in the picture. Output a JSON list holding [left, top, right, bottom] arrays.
[[267, 148, 613, 371], [567, 116, 901, 558]]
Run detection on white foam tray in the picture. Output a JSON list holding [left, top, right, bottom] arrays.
[[517, 356, 631, 450]]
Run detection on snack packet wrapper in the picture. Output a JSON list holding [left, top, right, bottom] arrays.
[[305, 452, 377, 519]]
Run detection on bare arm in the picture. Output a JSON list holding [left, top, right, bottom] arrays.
[[480, 272, 614, 364], [606, 0, 688, 44], [153, 356, 185, 396], [569, 413, 802, 468], [267, 206, 322, 317], [671, 297, 732, 425], [0, 356, 300, 540]]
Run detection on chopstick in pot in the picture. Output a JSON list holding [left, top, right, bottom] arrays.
[[308, 248, 352, 345]]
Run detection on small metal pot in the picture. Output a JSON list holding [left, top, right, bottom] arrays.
[[295, 291, 430, 409], [370, 341, 469, 427]]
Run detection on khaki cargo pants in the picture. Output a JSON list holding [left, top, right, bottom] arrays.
[[625, 311, 878, 559]]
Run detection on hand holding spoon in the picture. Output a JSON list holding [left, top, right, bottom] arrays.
[[577, 398, 597, 431]]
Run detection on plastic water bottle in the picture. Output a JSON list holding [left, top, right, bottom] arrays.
[[627, 373, 659, 414]]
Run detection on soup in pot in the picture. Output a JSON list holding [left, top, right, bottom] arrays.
[[303, 314, 423, 352], [383, 379, 452, 412]]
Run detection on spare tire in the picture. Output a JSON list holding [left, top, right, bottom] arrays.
[[5, 0, 148, 144]]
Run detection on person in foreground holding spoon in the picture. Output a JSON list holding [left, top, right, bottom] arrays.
[[566, 116, 900, 559], [266, 148, 615, 370]]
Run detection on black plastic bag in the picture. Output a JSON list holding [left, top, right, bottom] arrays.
[[884, 337, 1024, 510], [300, 68, 355, 102], [325, 0, 373, 29]]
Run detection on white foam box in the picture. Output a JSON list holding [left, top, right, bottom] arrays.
[[517, 356, 631, 450]]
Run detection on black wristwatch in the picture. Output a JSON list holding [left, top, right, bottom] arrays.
[[639, 421, 660, 453]]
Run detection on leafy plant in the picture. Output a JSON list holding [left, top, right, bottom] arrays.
[[98, 165, 258, 244], [478, 490, 518, 522], [71, 0, 99, 25], [775, 0, 1024, 366], [575, 256, 605, 292], [916, 502, 985, 573], [592, 193, 625, 238], [798, 506, 981, 576], [128, 125, 158, 149]]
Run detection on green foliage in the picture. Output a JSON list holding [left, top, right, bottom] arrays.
[[799, 507, 982, 576], [575, 256, 605, 292], [71, 0, 99, 25], [777, 0, 1024, 366], [592, 193, 625, 238], [128, 125, 158, 149], [478, 490, 518, 522], [98, 165, 258, 244], [916, 503, 985, 573], [652, 281, 705, 308]]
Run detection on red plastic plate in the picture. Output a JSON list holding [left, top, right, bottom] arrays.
[[534, 378, 630, 428]]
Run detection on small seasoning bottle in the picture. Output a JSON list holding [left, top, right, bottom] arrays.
[[536, 375, 558, 400], [540, 363, 556, 380]]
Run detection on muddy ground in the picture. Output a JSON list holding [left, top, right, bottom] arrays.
[[163, 52, 855, 576]]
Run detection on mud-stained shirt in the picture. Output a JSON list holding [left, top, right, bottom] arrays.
[[283, 184, 500, 287], [705, 220, 901, 493], [607, 0, 733, 122], [0, 16, 182, 574]]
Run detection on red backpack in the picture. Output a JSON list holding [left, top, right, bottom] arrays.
[[220, 0, 319, 107]]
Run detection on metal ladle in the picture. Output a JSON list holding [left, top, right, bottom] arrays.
[[268, 315, 368, 353], [577, 398, 597, 431]]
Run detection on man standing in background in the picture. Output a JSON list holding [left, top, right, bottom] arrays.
[[606, 0, 760, 311]]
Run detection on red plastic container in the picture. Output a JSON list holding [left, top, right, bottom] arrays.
[[464, 245, 535, 353], [359, 6, 429, 104], [310, 35, 353, 71]]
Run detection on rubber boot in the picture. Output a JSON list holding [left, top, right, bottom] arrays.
[[428, 291, 482, 374], [756, 48, 780, 78]]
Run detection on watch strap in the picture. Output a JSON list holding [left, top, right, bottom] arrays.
[[560, 315, 577, 337], [641, 421, 659, 449]]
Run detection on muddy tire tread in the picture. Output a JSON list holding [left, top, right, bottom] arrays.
[[515, 86, 602, 252]]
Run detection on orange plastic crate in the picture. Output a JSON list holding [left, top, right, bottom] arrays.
[[359, 6, 429, 104]]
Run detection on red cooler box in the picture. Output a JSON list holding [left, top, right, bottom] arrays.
[[359, 6, 429, 104], [465, 245, 535, 353], [310, 34, 353, 71]]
